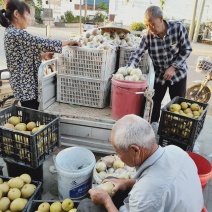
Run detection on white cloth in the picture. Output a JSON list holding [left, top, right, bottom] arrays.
[[120, 145, 204, 212]]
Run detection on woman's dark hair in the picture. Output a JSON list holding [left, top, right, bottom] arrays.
[[0, 0, 30, 28]]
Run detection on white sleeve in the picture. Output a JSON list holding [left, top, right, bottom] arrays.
[[119, 205, 128, 212]]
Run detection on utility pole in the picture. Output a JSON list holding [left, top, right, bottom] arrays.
[[93, 0, 95, 11], [46, 0, 51, 37], [188, 0, 198, 41], [193, 0, 206, 42], [84, 0, 87, 20], [80, 0, 82, 34]]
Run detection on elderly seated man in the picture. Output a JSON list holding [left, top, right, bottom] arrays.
[[78, 114, 204, 212]]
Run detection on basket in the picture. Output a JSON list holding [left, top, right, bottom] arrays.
[[57, 74, 111, 108], [26, 200, 79, 212], [119, 47, 150, 74], [196, 56, 212, 73], [57, 46, 117, 79], [158, 97, 208, 149], [0, 175, 42, 212], [0, 105, 60, 168], [159, 135, 195, 151]]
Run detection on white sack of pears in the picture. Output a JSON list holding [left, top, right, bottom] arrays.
[[95, 155, 136, 182], [113, 66, 147, 82]]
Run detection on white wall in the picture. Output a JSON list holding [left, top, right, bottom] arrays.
[[109, 0, 212, 26], [34, 0, 104, 20]]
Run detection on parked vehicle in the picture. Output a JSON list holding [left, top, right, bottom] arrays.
[[37, 50, 155, 154], [186, 56, 212, 103], [83, 22, 98, 32]]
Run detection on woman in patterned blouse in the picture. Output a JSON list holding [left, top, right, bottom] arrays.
[[0, 0, 80, 110]]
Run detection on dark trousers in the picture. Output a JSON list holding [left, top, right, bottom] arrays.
[[21, 99, 39, 110], [77, 189, 131, 212], [151, 76, 187, 123]]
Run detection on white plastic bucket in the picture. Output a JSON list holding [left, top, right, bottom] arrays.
[[55, 147, 96, 200]]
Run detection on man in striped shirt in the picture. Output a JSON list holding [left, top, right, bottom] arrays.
[[128, 5, 192, 123]]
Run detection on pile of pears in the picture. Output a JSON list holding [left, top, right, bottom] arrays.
[[2, 116, 57, 160], [169, 102, 203, 119], [0, 173, 37, 212], [35, 198, 77, 212], [3, 116, 46, 133]]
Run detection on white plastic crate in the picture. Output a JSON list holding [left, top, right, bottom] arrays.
[[57, 74, 111, 108], [57, 47, 117, 79], [119, 47, 150, 74]]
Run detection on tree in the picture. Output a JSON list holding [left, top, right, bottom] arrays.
[[34, 0, 43, 24], [160, 0, 165, 10], [98, 2, 108, 13]]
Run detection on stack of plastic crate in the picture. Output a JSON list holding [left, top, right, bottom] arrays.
[[56, 46, 117, 108]]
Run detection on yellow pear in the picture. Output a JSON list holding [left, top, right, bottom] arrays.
[[50, 201, 62, 212], [15, 123, 27, 131], [26, 122, 37, 131], [8, 177, 24, 189], [38, 202, 51, 212], [21, 183, 36, 198], [190, 103, 200, 111], [62, 198, 74, 211], [193, 111, 200, 117], [184, 108, 192, 114], [180, 102, 188, 110], [7, 188, 21, 200], [113, 159, 124, 169], [186, 113, 193, 118], [68, 209, 77, 212], [10, 198, 27, 212], [20, 174, 31, 184], [0, 189, 2, 198], [0, 178, 3, 184], [8, 116, 21, 126], [169, 104, 181, 112], [0, 197, 10, 211], [98, 182, 115, 197], [3, 123, 15, 130], [199, 107, 203, 115], [32, 127, 39, 134], [0, 182, 10, 195], [38, 125, 47, 134]]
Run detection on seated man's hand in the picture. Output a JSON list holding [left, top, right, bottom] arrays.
[[103, 178, 136, 195], [89, 188, 111, 205]]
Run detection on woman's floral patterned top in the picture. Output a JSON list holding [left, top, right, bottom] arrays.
[[4, 25, 62, 102]]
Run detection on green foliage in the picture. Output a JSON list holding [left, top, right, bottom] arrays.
[[34, 0, 43, 24], [62, 10, 75, 23], [94, 12, 105, 22], [98, 2, 108, 13], [130, 22, 146, 31], [160, 0, 165, 10], [60, 11, 87, 23]]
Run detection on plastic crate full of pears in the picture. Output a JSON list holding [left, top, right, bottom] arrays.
[[158, 96, 208, 150], [0, 105, 60, 168]]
